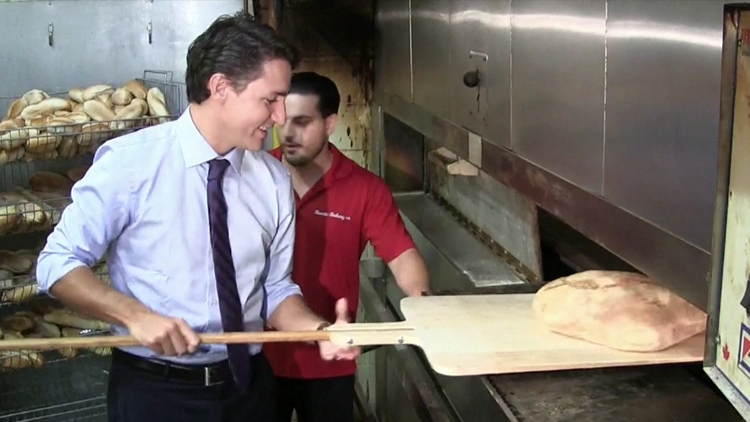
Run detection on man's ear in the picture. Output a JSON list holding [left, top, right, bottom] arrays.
[[207, 73, 232, 103], [325, 114, 338, 136]]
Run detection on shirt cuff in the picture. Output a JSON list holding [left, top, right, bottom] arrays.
[[35, 255, 88, 295], [264, 280, 303, 320]]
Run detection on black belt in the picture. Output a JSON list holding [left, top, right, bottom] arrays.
[[112, 348, 233, 387]]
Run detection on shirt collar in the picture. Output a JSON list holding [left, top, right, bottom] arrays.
[[176, 106, 244, 173]]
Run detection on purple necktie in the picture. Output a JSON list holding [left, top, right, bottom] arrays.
[[207, 158, 250, 390]]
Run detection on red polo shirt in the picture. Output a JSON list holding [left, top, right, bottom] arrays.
[[263, 143, 416, 379]]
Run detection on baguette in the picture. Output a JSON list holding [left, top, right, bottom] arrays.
[[8, 191, 48, 231], [21, 89, 49, 106], [132, 98, 149, 115], [0, 127, 28, 151], [1, 331, 44, 369], [58, 327, 82, 358], [27, 113, 54, 128], [124, 79, 148, 100], [0, 250, 33, 274], [20, 98, 71, 121], [66, 111, 91, 124], [0, 120, 27, 151], [97, 94, 114, 109], [42, 309, 111, 331], [147, 88, 170, 123], [16, 312, 60, 338], [0, 147, 23, 165], [25, 132, 60, 155], [57, 137, 78, 158], [83, 100, 115, 122], [77, 122, 111, 147], [82, 84, 114, 101], [68, 88, 85, 103], [1, 281, 37, 303], [0, 314, 34, 333], [112, 87, 134, 106], [5, 98, 27, 120], [112, 102, 145, 130], [48, 116, 78, 134]]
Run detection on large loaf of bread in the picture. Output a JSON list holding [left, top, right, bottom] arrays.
[[531, 270, 707, 352], [0, 81, 171, 163]]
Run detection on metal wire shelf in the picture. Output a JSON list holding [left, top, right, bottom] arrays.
[[0, 70, 187, 422], [0, 354, 109, 422], [0, 73, 185, 165]]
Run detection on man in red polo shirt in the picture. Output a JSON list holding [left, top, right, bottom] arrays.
[[264, 72, 430, 422]]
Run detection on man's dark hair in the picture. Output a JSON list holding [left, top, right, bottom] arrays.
[[185, 12, 299, 104], [289, 72, 341, 118]]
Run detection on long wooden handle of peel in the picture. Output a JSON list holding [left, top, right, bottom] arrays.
[[0, 322, 416, 351], [0, 331, 333, 351]]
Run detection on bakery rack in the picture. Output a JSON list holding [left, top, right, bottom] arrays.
[[0, 71, 186, 422]]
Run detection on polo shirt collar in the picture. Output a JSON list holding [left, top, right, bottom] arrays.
[[176, 106, 244, 173], [270, 142, 353, 182]]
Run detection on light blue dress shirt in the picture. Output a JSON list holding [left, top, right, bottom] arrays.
[[36, 107, 303, 364]]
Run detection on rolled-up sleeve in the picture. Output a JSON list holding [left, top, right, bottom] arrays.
[[262, 175, 302, 319], [36, 144, 131, 293]]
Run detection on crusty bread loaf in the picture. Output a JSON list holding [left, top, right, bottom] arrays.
[[25, 132, 60, 155], [124, 80, 148, 100], [0, 250, 34, 274], [21, 89, 49, 106], [77, 122, 111, 147], [82, 84, 114, 101], [111, 87, 134, 106], [66, 165, 90, 182], [5, 98, 27, 120], [0, 147, 24, 165], [82, 99, 115, 122], [147, 87, 170, 123], [20, 98, 71, 121], [68, 88, 84, 103], [29, 171, 74, 194], [532, 270, 707, 352]]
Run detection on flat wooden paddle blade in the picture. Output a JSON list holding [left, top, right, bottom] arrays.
[[398, 294, 705, 377]]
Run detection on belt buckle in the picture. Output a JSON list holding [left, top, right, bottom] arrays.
[[204, 367, 223, 387]]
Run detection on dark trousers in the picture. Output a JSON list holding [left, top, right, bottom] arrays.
[[273, 375, 355, 422], [107, 349, 275, 422]]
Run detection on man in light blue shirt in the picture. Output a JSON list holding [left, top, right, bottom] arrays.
[[35, 12, 358, 422]]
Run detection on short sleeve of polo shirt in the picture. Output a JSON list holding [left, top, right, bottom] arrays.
[[361, 177, 417, 263]]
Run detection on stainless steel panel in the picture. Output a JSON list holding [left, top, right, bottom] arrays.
[[604, 0, 725, 252], [411, 0, 451, 121], [394, 192, 526, 288], [375, 0, 412, 101], [0, 0, 242, 96], [449, 1, 511, 146], [706, 5, 739, 382], [376, 90, 711, 309], [427, 148, 542, 282], [510, 0, 606, 194]]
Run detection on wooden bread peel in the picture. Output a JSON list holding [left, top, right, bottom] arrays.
[[0, 294, 706, 377]]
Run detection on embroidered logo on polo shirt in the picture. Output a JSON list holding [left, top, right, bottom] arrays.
[[314, 209, 351, 221]]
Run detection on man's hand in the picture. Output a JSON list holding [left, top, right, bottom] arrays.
[[127, 311, 201, 356], [318, 298, 361, 361]]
